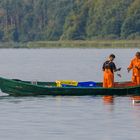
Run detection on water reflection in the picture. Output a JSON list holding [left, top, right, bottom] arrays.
[[131, 96, 140, 106], [102, 96, 114, 112], [103, 96, 114, 105]]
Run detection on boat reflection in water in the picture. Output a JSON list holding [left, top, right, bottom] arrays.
[[102, 95, 114, 105], [131, 96, 140, 106]]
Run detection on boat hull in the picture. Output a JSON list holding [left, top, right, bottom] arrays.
[[0, 77, 140, 96]]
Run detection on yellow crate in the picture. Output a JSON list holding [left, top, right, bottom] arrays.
[[55, 80, 78, 87]]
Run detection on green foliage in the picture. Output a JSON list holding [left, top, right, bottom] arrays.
[[121, 0, 140, 38], [0, 0, 140, 41]]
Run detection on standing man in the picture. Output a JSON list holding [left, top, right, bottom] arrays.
[[127, 52, 140, 85], [103, 54, 121, 88]]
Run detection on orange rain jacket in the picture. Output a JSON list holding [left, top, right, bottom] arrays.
[[128, 57, 140, 85]]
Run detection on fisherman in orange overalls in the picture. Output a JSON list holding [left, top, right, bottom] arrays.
[[102, 54, 121, 88], [127, 52, 140, 85]]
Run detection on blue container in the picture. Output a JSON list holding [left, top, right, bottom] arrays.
[[78, 81, 96, 87]]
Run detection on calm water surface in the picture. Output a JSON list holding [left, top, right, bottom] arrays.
[[0, 48, 140, 140]]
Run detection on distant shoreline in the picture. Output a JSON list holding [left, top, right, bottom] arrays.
[[1, 40, 140, 48]]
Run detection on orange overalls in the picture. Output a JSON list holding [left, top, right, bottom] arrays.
[[103, 69, 114, 88], [128, 57, 140, 85]]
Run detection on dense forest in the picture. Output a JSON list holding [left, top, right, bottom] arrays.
[[0, 0, 140, 42]]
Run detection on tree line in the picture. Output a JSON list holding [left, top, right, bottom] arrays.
[[0, 0, 140, 42]]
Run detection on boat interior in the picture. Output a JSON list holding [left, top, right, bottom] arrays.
[[13, 79, 136, 88]]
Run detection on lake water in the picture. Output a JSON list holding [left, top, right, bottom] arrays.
[[0, 48, 140, 140]]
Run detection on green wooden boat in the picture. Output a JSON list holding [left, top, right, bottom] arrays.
[[0, 77, 140, 96]]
